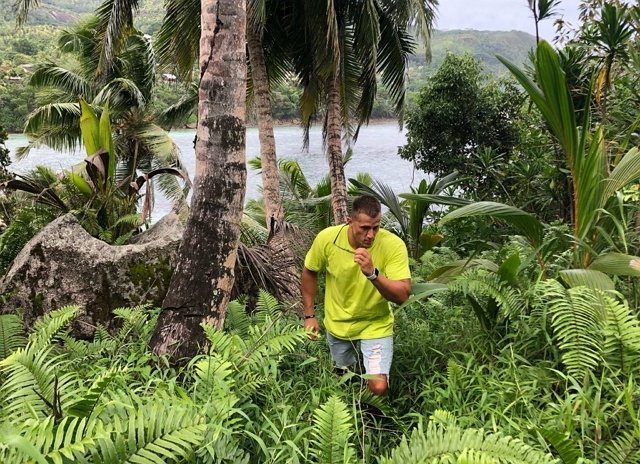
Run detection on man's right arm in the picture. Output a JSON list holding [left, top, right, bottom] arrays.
[[301, 267, 320, 335]]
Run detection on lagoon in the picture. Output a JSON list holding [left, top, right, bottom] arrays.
[[6, 123, 427, 218]]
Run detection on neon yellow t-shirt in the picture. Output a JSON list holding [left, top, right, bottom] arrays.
[[304, 225, 411, 340]]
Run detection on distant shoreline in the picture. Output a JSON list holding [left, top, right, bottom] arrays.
[[7, 117, 401, 135]]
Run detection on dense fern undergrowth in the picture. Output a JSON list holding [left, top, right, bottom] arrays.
[[1, 278, 640, 463]]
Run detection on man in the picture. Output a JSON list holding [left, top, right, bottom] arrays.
[[301, 195, 411, 395]]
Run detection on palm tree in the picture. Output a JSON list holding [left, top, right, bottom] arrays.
[[150, 0, 247, 359], [581, 2, 635, 121], [19, 17, 187, 206], [288, 0, 436, 224], [527, 0, 561, 44]]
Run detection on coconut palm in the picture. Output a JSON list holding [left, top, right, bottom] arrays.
[[19, 16, 187, 207], [286, 0, 436, 223], [150, 0, 247, 359]]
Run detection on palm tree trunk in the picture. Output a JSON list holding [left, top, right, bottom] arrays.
[[150, 0, 246, 360], [326, 68, 349, 224], [247, 26, 300, 303], [247, 27, 282, 228]]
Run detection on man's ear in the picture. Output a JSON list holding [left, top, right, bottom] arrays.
[[346, 216, 352, 225]]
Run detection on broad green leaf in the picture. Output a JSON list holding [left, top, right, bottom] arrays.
[[66, 172, 94, 196], [498, 253, 521, 287], [79, 99, 100, 157], [397, 282, 448, 310], [419, 232, 442, 255], [439, 202, 544, 247], [603, 147, 640, 200], [589, 252, 640, 277], [559, 269, 615, 291], [499, 41, 578, 168], [98, 104, 115, 181], [399, 193, 471, 208]]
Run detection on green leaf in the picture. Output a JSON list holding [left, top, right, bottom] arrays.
[[66, 172, 94, 196], [98, 104, 115, 181], [399, 193, 471, 208], [79, 99, 100, 157], [439, 202, 544, 247], [589, 253, 640, 277], [0, 430, 49, 464], [538, 428, 581, 464], [397, 283, 449, 311], [603, 147, 640, 200], [559, 269, 615, 291]]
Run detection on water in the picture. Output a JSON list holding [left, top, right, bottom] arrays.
[[5, 123, 428, 218]]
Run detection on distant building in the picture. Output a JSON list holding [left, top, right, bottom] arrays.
[[161, 73, 177, 83]]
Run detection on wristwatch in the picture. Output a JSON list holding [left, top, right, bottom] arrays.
[[366, 267, 379, 281]]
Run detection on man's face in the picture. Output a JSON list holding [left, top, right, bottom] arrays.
[[347, 212, 381, 248]]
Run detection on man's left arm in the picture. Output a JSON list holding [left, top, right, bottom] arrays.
[[370, 275, 411, 304], [353, 248, 411, 304]]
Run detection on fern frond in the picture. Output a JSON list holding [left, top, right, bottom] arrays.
[[66, 368, 121, 418], [113, 305, 152, 342], [16, 416, 109, 464], [90, 397, 207, 464], [430, 409, 458, 428], [225, 300, 251, 336], [29, 305, 82, 350], [0, 347, 65, 424], [599, 430, 640, 464], [381, 421, 557, 464], [310, 395, 356, 464], [254, 290, 282, 323], [602, 296, 640, 377], [192, 355, 236, 395], [0, 313, 27, 360], [449, 269, 526, 321], [536, 280, 606, 378], [241, 323, 307, 369], [538, 428, 581, 464]]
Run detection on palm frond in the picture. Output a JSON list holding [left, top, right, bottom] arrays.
[[156, 84, 198, 130], [29, 65, 93, 100], [155, 0, 200, 79]]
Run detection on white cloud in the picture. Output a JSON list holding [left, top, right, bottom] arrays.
[[435, 0, 582, 40]]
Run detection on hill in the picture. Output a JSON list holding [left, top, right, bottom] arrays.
[[0, 2, 537, 132]]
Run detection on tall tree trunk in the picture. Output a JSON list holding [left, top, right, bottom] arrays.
[[150, 0, 246, 360], [247, 26, 300, 303], [247, 27, 282, 229], [326, 68, 348, 224]]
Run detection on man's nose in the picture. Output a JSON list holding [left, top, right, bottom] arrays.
[[366, 229, 374, 239]]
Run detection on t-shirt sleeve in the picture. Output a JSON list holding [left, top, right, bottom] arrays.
[[384, 237, 411, 281], [304, 230, 329, 272]]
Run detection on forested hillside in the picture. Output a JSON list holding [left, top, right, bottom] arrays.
[[0, 0, 535, 132]]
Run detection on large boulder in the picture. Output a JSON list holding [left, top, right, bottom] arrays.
[[0, 213, 183, 337]]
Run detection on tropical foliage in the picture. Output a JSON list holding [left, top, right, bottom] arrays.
[[2, 1, 640, 463]]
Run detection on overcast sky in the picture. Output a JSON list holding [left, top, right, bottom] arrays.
[[435, 0, 582, 40]]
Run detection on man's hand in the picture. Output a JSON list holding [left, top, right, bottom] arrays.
[[304, 316, 320, 340], [354, 248, 375, 276]]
